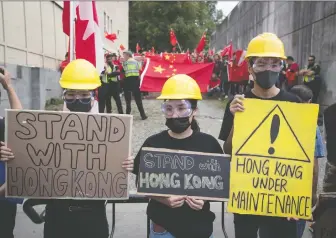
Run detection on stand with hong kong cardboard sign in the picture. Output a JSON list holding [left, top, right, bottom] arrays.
[[5, 109, 132, 200], [228, 99, 319, 219]]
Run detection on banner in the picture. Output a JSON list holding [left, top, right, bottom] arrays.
[[6, 110, 132, 200], [140, 58, 214, 92], [137, 147, 230, 200], [228, 99, 319, 219]]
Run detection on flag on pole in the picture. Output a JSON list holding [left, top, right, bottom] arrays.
[[195, 32, 206, 54], [62, 1, 104, 73], [170, 29, 178, 46], [105, 32, 117, 42]]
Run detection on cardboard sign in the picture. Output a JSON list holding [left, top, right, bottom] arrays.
[[137, 147, 230, 201], [5, 110, 132, 200], [228, 99, 319, 219]]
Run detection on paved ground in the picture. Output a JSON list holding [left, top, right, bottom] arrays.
[[13, 98, 326, 238]]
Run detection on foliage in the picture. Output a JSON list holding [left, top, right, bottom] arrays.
[[129, 1, 224, 53]]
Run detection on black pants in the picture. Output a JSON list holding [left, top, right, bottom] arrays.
[[98, 82, 123, 114], [223, 81, 230, 96], [234, 214, 297, 238], [123, 76, 146, 117], [44, 202, 109, 238], [304, 79, 321, 103], [0, 200, 17, 238]]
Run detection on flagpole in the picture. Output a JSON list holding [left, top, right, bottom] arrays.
[[177, 42, 182, 53], [69, 1, 75, 62]]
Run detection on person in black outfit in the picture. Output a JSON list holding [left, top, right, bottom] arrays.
[[299, 55, 321, 103], [219, 33, 300, 238], [132, 74, 223, 238], [98, 53, 123, 114], [2, 59, 134, 238], [0, 67, 23, 238]]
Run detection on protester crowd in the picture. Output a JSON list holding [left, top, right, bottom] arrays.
[[0, 31, 330, 238]]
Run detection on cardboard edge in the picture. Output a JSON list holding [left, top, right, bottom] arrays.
[[141, 147, 231, 159], [136, 192, 228, 202]]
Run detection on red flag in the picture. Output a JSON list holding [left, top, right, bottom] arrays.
[[136, 43, 141, 53], [170, 29, 178, 46], [74, 1, 104, 72], [195, 32, 206, 54], [105, 32, 117, 42], [140, 58, 214, 92], [62, 1, 70, 35], [228, 49, 249, 82], [162, 53, 192, 64], [120, 44, 125, 50], [221, 42, 233, 59]]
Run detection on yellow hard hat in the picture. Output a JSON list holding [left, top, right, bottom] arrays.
[[59, 59, 101, 90], [245, 32, 286, 59], [157, 74, 202, 100]]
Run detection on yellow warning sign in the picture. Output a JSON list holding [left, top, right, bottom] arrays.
[[228, 99, 319, 219]]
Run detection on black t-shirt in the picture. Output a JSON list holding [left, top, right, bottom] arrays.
[[133, 130, 223, 238], [218, 89, 300, 141]]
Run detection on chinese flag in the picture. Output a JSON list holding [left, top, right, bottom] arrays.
[[170, 29, 178, 46], [195, 32, 206, 54], [221, 42, 233, 59], [136, 43, 141, 53], [162, 53, 192, 64], [105, 32, 117, 42], [228, 49, 249, 82], [120, 44, 125, 51], [140, 58, 214, 92]]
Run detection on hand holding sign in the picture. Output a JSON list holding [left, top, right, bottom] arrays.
[[156, 196, 186, 208], [0, 142, 15, 161], [230, 94, 245, 115], [186, 197, 205, 211], [122, 156, 134, 171]]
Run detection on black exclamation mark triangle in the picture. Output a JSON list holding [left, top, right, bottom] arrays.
[[268, 114, 280, 155]]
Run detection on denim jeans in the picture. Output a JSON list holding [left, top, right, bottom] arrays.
[[296, 220, 306, 238], [149, 222, 214, 238]]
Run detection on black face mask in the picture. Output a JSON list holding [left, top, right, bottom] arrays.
[[166, 117, 191, 134], [66, 99, 92, 112], [255, 70, 279, 89]]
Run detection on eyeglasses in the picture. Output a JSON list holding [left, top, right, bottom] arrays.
[[252, 58, 282, 73], [161, 100, 192, 118], [63, 90, 93, 104]]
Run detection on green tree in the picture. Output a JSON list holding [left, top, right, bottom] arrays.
[[129, 1, 224, 53]]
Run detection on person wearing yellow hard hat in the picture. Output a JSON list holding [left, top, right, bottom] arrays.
[[131, 74, 223, 238], [41, 59, 133, 238], [219, 33, 300, 238]]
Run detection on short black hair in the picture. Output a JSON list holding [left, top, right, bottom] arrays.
[[309, 55, 316, 61], [65, 52, 69, 58], [287, 56, 294, 61], [290, 85, 313, 102]]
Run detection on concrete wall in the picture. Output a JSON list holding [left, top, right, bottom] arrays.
[[211, 1, 336, 108], [0, 63, 62, 115]]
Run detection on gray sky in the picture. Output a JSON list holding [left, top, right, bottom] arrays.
[[216, 1, 239, 17]]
